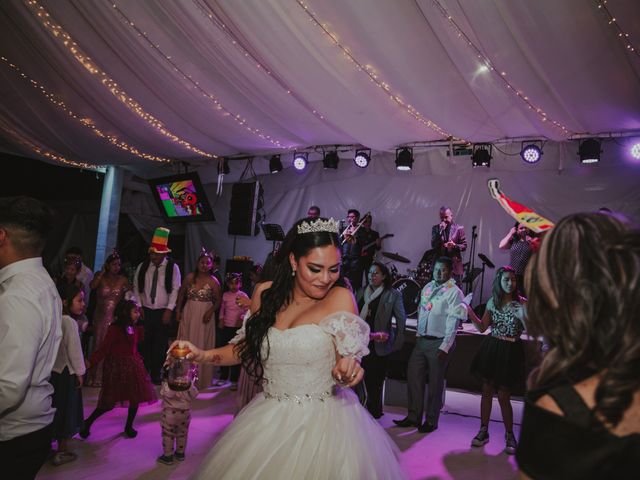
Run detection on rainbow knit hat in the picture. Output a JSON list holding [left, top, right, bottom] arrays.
[[149, 227, 172, 254]]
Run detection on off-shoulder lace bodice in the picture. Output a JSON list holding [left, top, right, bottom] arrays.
[[234, 311, 370, 399]]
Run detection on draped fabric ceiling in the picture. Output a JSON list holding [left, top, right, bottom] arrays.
[[1, 0, 639, 174]]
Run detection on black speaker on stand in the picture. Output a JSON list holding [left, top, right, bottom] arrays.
[[228, 182, 264, 236]]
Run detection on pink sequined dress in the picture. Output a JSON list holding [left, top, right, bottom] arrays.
[[86, 280, 127, 386], [177, 283, 216, 389]]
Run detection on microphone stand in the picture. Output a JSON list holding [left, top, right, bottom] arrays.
[[465, 225, 478, 296]]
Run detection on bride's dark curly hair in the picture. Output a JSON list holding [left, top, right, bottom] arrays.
[[236, 218, 348, 385], [525, 212, 640, 427]]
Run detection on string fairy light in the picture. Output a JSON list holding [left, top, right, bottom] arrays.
[[109, 1, 285, 149], [0, 118, 104, 170], [1, 56, 171, 164], [296, 0, 456, 140], [23, 0, 219, 159], [191, 0, 331, 132], [594, 0, 640, 60], [428, 0, 572, 136]]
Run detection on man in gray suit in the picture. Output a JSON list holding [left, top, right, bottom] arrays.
[[356, 262, 406, 418], [431, 206, 467, 284], [393, 257, 465, 432]]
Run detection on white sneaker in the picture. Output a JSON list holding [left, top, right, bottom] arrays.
[[504, 432, 517, 455]]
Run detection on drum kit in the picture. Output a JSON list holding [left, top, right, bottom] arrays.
[[381, 250, 435, 317]]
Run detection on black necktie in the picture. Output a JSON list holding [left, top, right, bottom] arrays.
[[150, 265, 159, 304]]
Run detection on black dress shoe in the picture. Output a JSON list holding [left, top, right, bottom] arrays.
[[418, 422, 438, 433], [393, 417, 419, 428]]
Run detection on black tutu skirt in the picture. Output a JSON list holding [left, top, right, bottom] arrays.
[[50, 367, 84, 440], [98, 355, 157, 408], [470, 335, 525, 390]]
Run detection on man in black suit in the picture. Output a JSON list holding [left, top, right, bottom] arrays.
[[431, 206, 467, 284]]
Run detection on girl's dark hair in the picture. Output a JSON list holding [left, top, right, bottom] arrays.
[[226, 272, 242, 284], [191, 253, 214, 279], [491, 265, 518, 308], [370, 261, 392, 289], [237, 218, 347, 385], [112, 299, 138, 330], [58, 283, 83, 316], [526, 212, 640, 427]]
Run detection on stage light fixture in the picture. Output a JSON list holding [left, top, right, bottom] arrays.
[[354, 149, 371, 168], [322, 150, 340, 169], [269, 154, 283, 173], [292, 152, 308, 171], [472, 144, 492, 167], [578, 138, 601, 164], [630, 142, 640, 160], [395, 147, 413, 171], [520, 143, 542, 164]]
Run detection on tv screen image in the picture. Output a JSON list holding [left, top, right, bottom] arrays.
[[148, 172, 214, 222]]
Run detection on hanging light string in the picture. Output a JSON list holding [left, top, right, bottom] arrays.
[[428, 0, 572, 136], [0, 118, 104, 170], [24, 0, 219, 159], [1, 56, 172, 164], [191, 0, 334, 139], [109, 1, 285, 149], [595, 0, 640, 60], [296, 0, 456, 140]]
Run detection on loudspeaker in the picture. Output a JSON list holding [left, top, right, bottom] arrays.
[[228, 182, 264, 236]]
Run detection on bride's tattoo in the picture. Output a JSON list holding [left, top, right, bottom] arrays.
[[210, 353, 223, 365]]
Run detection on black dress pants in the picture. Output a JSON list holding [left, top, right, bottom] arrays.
[[362, 346, 388, 417], [143, 307, 169, 383], [1, 423, 52, 480]]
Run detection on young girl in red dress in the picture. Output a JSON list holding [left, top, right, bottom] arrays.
[[81, 299, 156, 438]]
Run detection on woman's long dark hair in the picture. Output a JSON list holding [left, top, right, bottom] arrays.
[[237, 218, 347, 385], [491, 265, 519, 308], [526, 212, 640, 427]]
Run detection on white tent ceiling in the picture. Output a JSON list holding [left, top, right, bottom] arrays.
[[1, 0, 639, 174]]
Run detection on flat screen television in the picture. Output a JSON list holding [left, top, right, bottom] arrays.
[[148, 172, 215, 222]]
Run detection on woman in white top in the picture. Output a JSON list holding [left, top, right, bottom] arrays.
[[50, 283, 86, 466]]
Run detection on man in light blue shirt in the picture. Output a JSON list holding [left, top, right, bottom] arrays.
[[0, 197, 61, 478], [393, 257, 465, 432]]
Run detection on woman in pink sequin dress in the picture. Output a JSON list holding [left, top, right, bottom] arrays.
[[86, 252, 130, 387], [176, 252, 221, 389]]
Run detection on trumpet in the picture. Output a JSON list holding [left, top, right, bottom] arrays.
[[341, 212, 371, 245]]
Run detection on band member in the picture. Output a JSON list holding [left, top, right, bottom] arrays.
[[340, 209, 366, 291], [306, 206, 321, 220], [431, 206, 467, 283], [360, 214, 381, 285]]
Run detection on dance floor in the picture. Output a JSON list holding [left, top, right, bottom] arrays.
[[38, 383, 521, 479]]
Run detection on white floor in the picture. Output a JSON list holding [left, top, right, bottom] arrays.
[[37, 385, 521, 480]]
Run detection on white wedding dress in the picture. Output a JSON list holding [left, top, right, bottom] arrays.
[[192, 311, 406, 479]]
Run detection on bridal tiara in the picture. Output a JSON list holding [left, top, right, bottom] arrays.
[[297, 218, 340, 235]]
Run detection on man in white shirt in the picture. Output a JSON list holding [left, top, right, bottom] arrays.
[[0, 196, 62, 478], [393, 257, 465, 433], [133, 228, 181, 384]]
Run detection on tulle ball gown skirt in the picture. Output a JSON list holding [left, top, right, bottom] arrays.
[[192, 387, 406, 479]]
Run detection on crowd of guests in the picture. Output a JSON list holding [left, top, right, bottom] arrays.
[[1, 195, 638, 479]]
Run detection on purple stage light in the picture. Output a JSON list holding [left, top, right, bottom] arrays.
[[520, 144, 542, 164], [631, 142, 640, 160], [292, 152, 308, 171]]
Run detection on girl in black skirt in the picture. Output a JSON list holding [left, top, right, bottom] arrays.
[[50, 284, 87, 466], [465, 266, 526, 455]]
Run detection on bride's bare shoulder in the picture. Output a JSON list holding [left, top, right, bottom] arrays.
[[322, 286, 357, 314]]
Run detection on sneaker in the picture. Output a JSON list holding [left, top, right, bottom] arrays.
[[229, 382, 238, 391], [504, 432, 517, 455], [471, 427, 490, 447], [174, 451, 185, 462], [214, 380, 227, 387], [157, 454, 174, 465], [51, 451, 78, 466]]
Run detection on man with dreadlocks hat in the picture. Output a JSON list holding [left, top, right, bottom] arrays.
[[134, 227, 181, 384]]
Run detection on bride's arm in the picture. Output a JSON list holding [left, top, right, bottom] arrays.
[[167, 340, 240, 366]]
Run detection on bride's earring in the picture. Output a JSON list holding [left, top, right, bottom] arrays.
[[291, 269, 296, 277]]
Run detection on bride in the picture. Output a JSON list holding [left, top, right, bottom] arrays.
[[169, 217, 406, 479]]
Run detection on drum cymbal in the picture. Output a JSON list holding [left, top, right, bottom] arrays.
[[382, 251, 411, 263]]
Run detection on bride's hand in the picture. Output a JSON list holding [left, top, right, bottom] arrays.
[[166, 340, 205, 363], [332, 356, 363, 388]]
